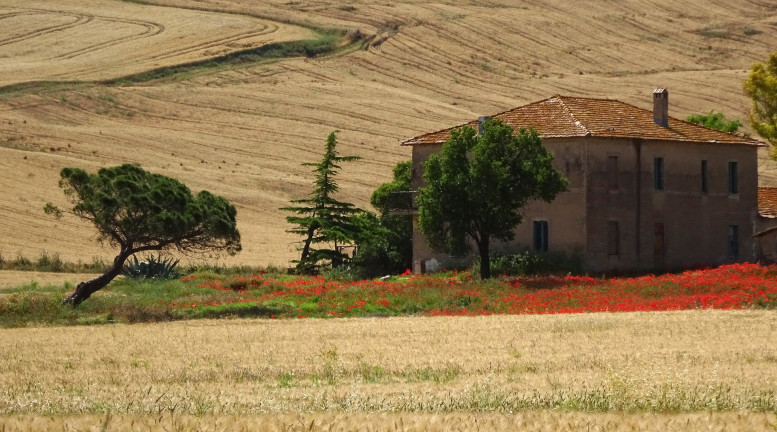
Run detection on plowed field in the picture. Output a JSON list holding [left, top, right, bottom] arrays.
[[1, 0, 776, 266]]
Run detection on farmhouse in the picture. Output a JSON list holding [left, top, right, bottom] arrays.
[[754, 187, 777, 262], [401, 89, 764, 273]]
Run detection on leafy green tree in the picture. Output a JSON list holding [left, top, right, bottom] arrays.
[[686, 111, 742, 133], [744, 51, 777, 156], [45, 164, 241, 306], [353, 161, 413, 275], [417, 119, 568, 279], [282, 131, 362, 273]]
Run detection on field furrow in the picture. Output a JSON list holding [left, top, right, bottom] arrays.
[[1, 0, 776, 265], [0, 10, 92, 47]]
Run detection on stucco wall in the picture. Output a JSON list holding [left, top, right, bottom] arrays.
[[409, 138, 588, 271], [583, 138, 758, 272], [409, 136, 759, 273], [754, 217, 777, 263]]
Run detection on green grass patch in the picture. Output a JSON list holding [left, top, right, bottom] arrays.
[[3, 263, 777, 327], [0, 28, 363, 97], [0, 251, 108, 273]]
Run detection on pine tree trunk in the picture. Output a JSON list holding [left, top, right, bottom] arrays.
[[62, 252, 129, 307]]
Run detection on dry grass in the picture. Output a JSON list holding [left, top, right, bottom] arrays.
[[0, 311, 775, 430], [2, 0, 777, 267], [0, 0, 311, 85], [0, 270, 100, 289], [1, 412, 775, 432]]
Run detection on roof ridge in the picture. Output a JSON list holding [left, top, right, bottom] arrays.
[[554, 95, 592, 136], [489, 95, 557, 118], [401, 94, 764, 146]]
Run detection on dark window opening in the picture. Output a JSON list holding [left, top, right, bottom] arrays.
[[533, 220, 548, 253], [654, 157, 664, 191], [701, 160, 708, 194], [728, 162, 738, 194]]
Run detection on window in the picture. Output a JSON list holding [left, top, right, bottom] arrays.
[[607, 221, 620, 256], [728, 161, 738, 194], [728, 225, 739, 258], [607, 156, 619, 191], [701, 160, 708, 194], [654, 157, 664, 190], [533, 220, 548, 252]]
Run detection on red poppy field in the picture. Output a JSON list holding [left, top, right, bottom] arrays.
[[170, 263, 777, 320], [2, 264, 777, 431]]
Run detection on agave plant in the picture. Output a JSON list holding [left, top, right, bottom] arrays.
[[122, 254, 181, 279]]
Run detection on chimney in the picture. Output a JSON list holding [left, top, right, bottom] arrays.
[[653, 88, 668, 127], [478, 116, 491, 134]]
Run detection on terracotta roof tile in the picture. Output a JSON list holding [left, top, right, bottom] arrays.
[[401, 95, 763, 146], [759, 187, 777, 218]]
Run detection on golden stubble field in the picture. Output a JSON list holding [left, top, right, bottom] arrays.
[[0, 310, 775, 431], [1, 0, 777, 267]]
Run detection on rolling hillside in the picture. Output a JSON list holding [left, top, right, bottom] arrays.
[[1, 0, 776, 267]]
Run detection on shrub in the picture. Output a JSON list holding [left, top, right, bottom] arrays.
[[321, 265, 363, 282], [474, 250, 583, 276], [36, 251, 65, 272], [122, 254, 181, 279]]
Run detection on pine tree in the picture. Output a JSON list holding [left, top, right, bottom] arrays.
[[45, 164, 241, 306], [281, 131, 362, 273]]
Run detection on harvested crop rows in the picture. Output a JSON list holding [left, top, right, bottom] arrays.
[[0, 311, 775, 430], [1, 0, 777, 266], [0, 0, 310, 85]]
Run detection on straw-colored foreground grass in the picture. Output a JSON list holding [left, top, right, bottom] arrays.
[[0, 412, 774, 432], [1, 311, 775, 430]]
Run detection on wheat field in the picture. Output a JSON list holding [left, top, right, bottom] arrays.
[[0, 310, 775, 430], [2, 4, 776, 429], [1, 0, 777, 266]]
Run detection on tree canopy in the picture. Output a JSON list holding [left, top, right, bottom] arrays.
[[416, 119, 567, 279], [46, 164, 241, 305], [281, 131, 362, 273], [686, 111, 742, 133], [744, 51, 777, 156], [352, 161, 413, 276]]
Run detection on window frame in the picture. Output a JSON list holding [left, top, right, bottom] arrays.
[[728, 161, 738, 195], [533, 220, 549, 253], [653, 157, 664, 191], [701, 160, 708, 194]]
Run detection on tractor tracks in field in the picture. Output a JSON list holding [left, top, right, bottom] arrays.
[[0, 10, 93, 47], [0, 2, 349, 94], [51, 17, 164, 61], [143, 25, 278, 63], [0, 7, 164, 60]]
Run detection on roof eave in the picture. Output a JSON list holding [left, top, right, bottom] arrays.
[[402, 135, 764, 146]]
